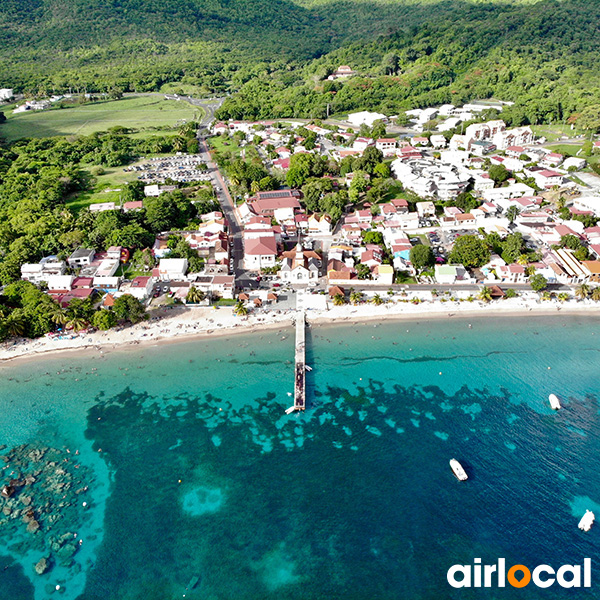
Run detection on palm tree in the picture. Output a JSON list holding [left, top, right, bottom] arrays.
[[576, 284, 591, 300], [541, 291, 552, 301], [250, 180, 260, 194], [66, 318, 88, 332], [5, 313, 27, 338], [234, 301, 248, 316], [517, 254, 529, 266], [186, 286, 205, 304], [332, 293, 346, 306], [387, 288, 395, 297], [478, 287, 492, 303], [558, 292, 570, 302], [349, 291, 362, 305], [371, 294, 384, 306], [50, 307, 67, 327], [592, 287, 600, 302], [172, 136, 187, 152]]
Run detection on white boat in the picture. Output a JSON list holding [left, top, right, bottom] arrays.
[[578, 510, 595, 532], [450, 458, 468, 481], [305, 365, 313, 372], [549, 394, 561, 410], [285, 406, 296, 414]]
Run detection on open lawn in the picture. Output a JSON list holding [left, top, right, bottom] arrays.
[[533, 124, 578, 142], [0, 95, 204, 142], [65, 160, 149, 213]]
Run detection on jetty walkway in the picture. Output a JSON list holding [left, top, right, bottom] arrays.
[[285, 311, 306, 413]]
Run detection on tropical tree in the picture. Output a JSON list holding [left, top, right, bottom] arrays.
[[92, 310, 117, 330], [332, 293, 346, 306], [371, 294, 384, 305], [5, 313, 26, 338], [478, 287, 492, 303], [558, 292, 570, 302], [592, 287, 600, 302], [234, 301, 248, 316], [529, 273, 548, 292], [506, 205, 520, 224], [66, 317, 87, 332], [349, 291, 363, 305], [576, 284, 591, 299], [186, 286, 206, 304], [409, 244, 434, 272], [50, 307, 68, 327], [541, 291, 552, 301], [517, 254, 529, 266], [448, 235, 490, 269], [356, 263, 371, 280]]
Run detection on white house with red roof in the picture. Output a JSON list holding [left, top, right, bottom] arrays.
[[540, 152, 564, 168], [376, 138, 397, 156], [128, 276, 153, 301], [391, 198, 409, 213], [531, 169, 564, 189], [353, 137, 374, 152], [243, 236, 278, 271], [307, 214, 332, 235], [496, 263, 527, 284]]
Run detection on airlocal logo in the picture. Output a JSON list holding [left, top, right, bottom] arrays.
[[447, 558, 592, 588]]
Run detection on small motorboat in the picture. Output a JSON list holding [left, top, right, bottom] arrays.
[[549, 394, 561, 410], [579, 510, 595, 532]]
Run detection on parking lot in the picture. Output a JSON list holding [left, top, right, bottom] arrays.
[[124, 155, 211, 184]]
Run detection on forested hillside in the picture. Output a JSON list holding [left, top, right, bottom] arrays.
[[0, 0, 599, 123]]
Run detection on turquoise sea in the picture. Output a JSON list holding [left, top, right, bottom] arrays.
[[1, 315, 600, 599]]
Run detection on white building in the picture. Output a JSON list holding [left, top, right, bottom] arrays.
[[158, 258, 188, 281], [347, 111, 388, 127]]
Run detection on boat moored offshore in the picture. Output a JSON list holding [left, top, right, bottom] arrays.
[[578, 510, 595, 532], [549, 394, 561, 410], [450, 458, 468, 481]]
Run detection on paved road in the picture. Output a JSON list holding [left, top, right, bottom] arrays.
[[197, 135, 250, 286]]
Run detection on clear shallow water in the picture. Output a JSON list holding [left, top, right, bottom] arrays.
[[1, 316, 600, 599]]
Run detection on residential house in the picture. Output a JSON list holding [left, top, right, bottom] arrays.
[[376, 138, 397, 156], [89, 202, 116, 212], [353, 137, 374, 152], [128, 276, 154, 301], [434, 264, 473, 284], [243, 237, 278, 271], [158, 258, 188, 281], [68, 249, 95, 268], [123, 201, 143, 212], [307, 214, 332, 235], [416, 201, 436, 218]]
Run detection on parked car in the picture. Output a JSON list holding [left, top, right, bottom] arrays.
[[162, 286, 169, 293]]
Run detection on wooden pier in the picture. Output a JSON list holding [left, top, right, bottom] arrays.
[[293, 311, 306, 411]]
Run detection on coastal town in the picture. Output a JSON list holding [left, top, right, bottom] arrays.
[[4, 88, 600, 358]]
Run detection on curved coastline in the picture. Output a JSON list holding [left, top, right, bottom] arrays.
[[2, 298, 600, 365]]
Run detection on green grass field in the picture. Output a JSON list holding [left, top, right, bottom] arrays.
[[1, 95, 204, 142], [65, 161, 148, 213]]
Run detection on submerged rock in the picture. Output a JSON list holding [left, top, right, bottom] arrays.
[[26, 519, 40, 533], [34, 557, 49, 575]]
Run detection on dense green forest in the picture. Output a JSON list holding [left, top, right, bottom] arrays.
[[0, 0, 598, 122]]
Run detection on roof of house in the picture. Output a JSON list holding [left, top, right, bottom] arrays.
[[582, 261, 600, 274], [244, 237, 278, 256], [328, 286, 345, 297], [132, 276, 151, 288], [103, 294, 115, 307]]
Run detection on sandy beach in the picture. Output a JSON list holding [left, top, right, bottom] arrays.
[[2, 294, 600, 364]]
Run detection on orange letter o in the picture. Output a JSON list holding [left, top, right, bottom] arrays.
[[508, 565, 531, 588]]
